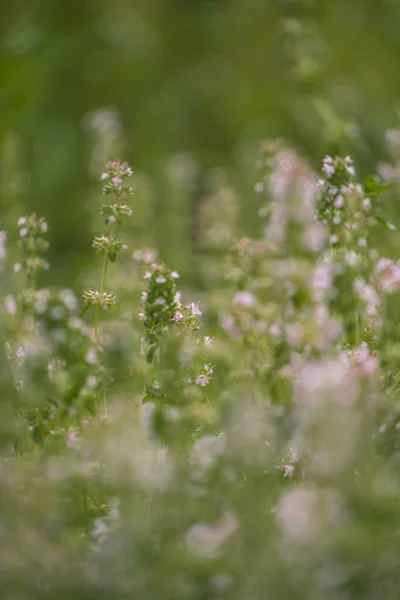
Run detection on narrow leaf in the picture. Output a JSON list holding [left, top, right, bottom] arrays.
[[80, 304, 92, 317], [375, 215, 397, 231], [363, 176, 377, 194]]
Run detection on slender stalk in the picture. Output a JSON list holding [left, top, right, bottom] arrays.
[[93, 222, 116, 343], [203, 390, 212, 409], [93, 221, 117, 418], [354, 307, 360, 347]]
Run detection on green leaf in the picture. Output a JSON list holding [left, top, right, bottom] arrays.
[[80, 304, 92, 317], [375, 215, 397, 231], [109, 305, 119, 311], [147, 346, 156, 364], [376, 182, 392, 194], [363, 176, 378, 194]]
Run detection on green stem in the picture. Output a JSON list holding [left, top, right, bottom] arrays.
[[93, 223, 116, 343], [354, 307, 360, 347], [203, 391, 212, 409], [93, 221, 116, 419]]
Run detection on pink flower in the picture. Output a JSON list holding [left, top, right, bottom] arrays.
[[189, 302, 202, 316], [171, 311, 183, 323], [233, 291, 255, 308], [286, 323, 303, 346], [375, 258, 400, 293], [283, 464, 295, 477], [154, 297, 166, 306], [196, 374, 209, 387], [221, 315, 241, 338]]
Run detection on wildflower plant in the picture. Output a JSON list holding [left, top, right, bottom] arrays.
[[140, 263, 203, 362], [15, 213, 49, 287], [2, 137, 400, 600], [82, 159, 133, 341]]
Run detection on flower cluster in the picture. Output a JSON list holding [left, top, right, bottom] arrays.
[[3, 134, 400, 600], [374, 258, 400, 293], [341, 341, 379, 377], [4, 286, 98, 449], [140, 264, 180, 359], [92, 235, 127, 262], [83, 159, 133, 328], [15, 214, 50, 281], [100, 202, 133, 225], [195, 363, 214, 387], [100, 158, 133, 197], [82, 289, 117, 311], [317, 155, 392, 250]]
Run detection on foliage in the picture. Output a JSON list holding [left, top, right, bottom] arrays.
[[1, 142, 400, 598], [3, 2, 400, 597]]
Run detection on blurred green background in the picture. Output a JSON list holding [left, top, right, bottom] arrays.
[[1, 0, 400, 281]]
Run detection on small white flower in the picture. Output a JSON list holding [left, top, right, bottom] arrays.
[[100, 172, 109, 180], [363, 197, 371, 211], [86, 375, 97, 389], [346, 165, 356, 176], [189, 302, 202, 316], [13, 263, 21, 273], [85, 348, 97, 365], [67, 429, 79, 448], [345, 250, 359, 267], [333, 195, 344, 208], [92, 518, 109, 543], [112, 176, 122, 185], [171, 271, 180, 279], [19, 228, 28, 238], [330, 234, 339, 245], [155, 275, 166, 284], [16, 346, 25, 360], [171, 311, 183, 323], [4, 295, 17, 315], [322, 164, 335, 177], [143, 271, 152, 279], [283, 464, 295, 477], [17, 217, 26, 226], [59, 289, 78, 311], [233, 291, 255, 308], [196, 374, 209, 387], [154, 297, 166, 306]]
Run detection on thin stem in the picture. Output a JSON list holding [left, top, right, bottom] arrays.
[[93, 222, 116, 343], [354, 307, 360, 347], [203, 390, 212, 409], [93, 254, 109, 342], [93, 221, 117, 419]]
